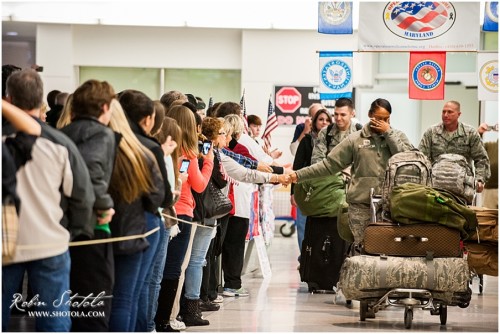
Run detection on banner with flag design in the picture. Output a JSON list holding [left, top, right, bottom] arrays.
[[318, 2, 353, 34], [262, 96, 278, 150], [409, 52, 446, 100], [319, 51, 353, 100], [483, 2, 498, 31], [478, 52, 498, 101], [359, 2, 479, 51]]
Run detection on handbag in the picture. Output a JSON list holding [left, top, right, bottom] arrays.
[[2, 196, 19, 265], [203, 181, 233, 220]]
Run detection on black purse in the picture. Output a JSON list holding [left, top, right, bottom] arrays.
[[203, 181, 232, 220]]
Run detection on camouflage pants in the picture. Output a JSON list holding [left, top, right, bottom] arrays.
[[347, 203, 371, 244]]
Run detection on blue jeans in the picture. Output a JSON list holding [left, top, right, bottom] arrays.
[[131, 212, 161, 331], [296, 207, 307, 259], [2, 251, 71, 332], [163, 218, 193, 280], [109, 251, 142, 332], [184, 225, 214, 300], [146, 223, 170, 332]]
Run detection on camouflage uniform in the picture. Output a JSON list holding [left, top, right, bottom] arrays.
[[419, 122, 491, 183], [311, 121, 360, 165], [296, 123, 414, 243]]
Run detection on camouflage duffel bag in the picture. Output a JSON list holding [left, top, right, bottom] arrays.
[[338, 255, 470, 301]]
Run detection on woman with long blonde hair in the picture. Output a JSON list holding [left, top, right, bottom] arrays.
[[107, 98, 165, 332]]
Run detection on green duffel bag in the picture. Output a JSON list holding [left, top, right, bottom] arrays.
[[294, 173, 345, 218], [390, 183, 478, 239]]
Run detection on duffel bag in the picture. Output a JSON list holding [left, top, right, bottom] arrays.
[[463, 241, 498, 276], [390, 183, 478, 239], [467, 206, 498, 243]]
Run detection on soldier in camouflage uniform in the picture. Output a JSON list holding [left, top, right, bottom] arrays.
[[311, 97, 361, 165], [288, 98, 414, 245], [419, 100, 490, 192]]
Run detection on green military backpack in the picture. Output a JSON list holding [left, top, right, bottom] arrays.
[[294, 173, 346, 218], [390, 183, 478, 239]]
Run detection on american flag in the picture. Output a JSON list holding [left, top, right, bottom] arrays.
[[239, 91, 249, 133], [390, 2, 448, 32], [207, 95, 213, 109], [262, 95, 278, 150]]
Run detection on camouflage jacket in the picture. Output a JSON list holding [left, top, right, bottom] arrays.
[[311, 122, 360, 165], [296, 123, 414, 205], [418, 122, 491, 183]]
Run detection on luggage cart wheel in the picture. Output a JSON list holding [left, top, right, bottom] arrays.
[[279, 221, 296, 237], [404, 308, 413, 329], [439, 305, 447, 325], [360, 301, 368, 321]]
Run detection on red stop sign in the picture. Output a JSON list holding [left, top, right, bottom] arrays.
[[275, 87, 301, 113]]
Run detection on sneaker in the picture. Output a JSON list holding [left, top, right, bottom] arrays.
[[223, 287, 250, 297], [169, 319, 186, 331], [211, 295, 224, 303]]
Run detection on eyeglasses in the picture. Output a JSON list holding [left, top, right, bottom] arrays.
[[218, 132, 227, 135]]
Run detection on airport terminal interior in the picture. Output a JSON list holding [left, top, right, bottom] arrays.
[[9, 222, 498, 332]]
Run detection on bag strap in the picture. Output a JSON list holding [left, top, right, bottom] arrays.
[[325, 123, 334, 148]]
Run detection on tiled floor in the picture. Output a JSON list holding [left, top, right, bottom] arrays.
[[188, 231, 498, 333], [7, 229, 498, 332]]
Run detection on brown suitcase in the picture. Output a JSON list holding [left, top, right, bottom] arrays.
[[364, 222, 461, 257]]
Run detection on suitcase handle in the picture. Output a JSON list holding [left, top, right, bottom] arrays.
[[394, 235, 429, 242]]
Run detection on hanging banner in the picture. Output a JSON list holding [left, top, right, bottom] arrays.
[[483, 2, 498, 31], [409, 52, 446, 100], [359, 2, 480, 51], [478, 52, 498, 101], [319, 51, 353, 100], [318, 2, 353, 34]]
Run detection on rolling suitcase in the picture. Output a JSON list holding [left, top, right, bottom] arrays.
[[299, 216, 349, 292], [364, 222, 462, 258]]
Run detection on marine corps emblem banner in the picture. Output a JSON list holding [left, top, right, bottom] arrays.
[[359, 2, 479, 51], [409, 52, 446, 100], [478, 52, 498, 101], [319, 51, 353, 100]]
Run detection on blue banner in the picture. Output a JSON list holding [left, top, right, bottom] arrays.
[[483, 2, 498, 31], [319, 51, 353, 100], [318, 2, 353, 34]]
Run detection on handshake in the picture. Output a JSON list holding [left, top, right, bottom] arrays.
[[274, 171, 298, 187]]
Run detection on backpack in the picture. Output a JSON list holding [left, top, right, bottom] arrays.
[[381, 150, 433, 212], [431, 153, 475, 205], [294, 173, 345, 217], [390, 183, 478, 239]]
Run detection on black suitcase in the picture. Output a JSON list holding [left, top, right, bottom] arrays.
[[299, 216, 350, 292]]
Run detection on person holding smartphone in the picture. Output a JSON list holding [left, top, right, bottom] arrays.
[[156, 104, 214, 328]]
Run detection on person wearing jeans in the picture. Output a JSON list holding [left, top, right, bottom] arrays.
[[2, 252, 72, 332]]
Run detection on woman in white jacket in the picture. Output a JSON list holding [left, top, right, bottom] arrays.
[[211, 116, 288, 297]]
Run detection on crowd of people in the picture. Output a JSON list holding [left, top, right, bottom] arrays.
[[1, 67, 290, 332], [2, 65, 497, 333]]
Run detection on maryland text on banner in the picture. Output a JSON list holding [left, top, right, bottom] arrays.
[[478, 52, 499, 101], [358, 2, 480, 51]]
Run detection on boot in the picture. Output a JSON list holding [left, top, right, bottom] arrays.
[[155, 279, 180, 332], [182, 299, 209, 327]]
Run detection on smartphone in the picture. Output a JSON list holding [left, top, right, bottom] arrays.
[[179, 159, 190, 173], [202, 141, 212, 155]]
